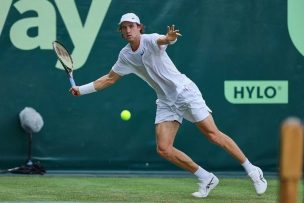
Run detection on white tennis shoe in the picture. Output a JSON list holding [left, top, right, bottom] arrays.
[[192, 173, 219, 198], [248, 167, 267, 195]]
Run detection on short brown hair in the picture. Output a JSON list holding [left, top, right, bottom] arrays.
[[118, 23, 145, 34]]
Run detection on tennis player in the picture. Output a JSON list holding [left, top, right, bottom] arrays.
[[70, 13, 267, 198]]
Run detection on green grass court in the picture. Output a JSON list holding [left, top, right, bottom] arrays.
[[1, 175, 301, 202]]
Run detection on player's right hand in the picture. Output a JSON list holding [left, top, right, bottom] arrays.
[[69, 86, 80, 96]]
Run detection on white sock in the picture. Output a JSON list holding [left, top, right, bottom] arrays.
[[194, 166, 211, 180], [241, 159, 256, 174]]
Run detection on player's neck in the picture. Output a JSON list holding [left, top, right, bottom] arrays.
[[130, 35, 141, 52]]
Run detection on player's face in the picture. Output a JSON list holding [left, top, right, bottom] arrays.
[[120, 22, 141, 42]]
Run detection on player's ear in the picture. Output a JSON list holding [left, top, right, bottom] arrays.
[[139, 23, 144, 34], [117, 26, 124, 38]]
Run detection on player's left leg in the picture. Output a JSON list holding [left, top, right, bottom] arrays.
[[195, 114, 246, 163], [195, 114, 267, 195]]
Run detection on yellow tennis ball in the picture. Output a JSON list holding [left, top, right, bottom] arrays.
[[120, 110, 131, 121]]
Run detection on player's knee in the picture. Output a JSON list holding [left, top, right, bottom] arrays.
[[156, 145, 173, 158], [206, 131, 224, 146]]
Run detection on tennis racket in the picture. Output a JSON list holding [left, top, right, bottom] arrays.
[[52, 41, 76, 87]]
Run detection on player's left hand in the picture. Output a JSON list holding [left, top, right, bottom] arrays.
[[166, 25, 182, 41]]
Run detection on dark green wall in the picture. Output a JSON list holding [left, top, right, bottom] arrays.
[[0, 0, 303, 172]]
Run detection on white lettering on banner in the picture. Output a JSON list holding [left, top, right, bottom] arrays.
[[10, 0, 56, 50], [0, 0, 12, 37], [0, 0, 112, 70], [54, 0, 111, 70], [288, 0, 304, 56]]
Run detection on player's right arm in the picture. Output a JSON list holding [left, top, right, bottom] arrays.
[[94, 70, 121, 91], [70, 70, 121, 96]]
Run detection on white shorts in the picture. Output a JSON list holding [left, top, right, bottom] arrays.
[[155, 83, 212, 124]]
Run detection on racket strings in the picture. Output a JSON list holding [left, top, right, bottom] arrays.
[[52, 41, 76, 87], [55, 45, 73, 68]]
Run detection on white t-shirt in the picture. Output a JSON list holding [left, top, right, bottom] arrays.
[[112, 33, 193, 104]]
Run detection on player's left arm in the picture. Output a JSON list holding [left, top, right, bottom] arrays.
[[157, 25, 182, 45]]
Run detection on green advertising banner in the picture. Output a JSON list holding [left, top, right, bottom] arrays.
[[0, 0, 303, 172], [224, 81, 288, 104]]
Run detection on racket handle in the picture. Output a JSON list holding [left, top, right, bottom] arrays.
[[69, 77, 76, 87]]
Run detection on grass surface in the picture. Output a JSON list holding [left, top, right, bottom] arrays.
[[0, 175, 300, 202]]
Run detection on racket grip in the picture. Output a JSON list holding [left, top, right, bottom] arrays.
[[69, 77, 76, 87]]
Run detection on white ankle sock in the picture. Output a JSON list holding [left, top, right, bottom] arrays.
[[194, 166, 211, 180], [241, 159, 256, 174]]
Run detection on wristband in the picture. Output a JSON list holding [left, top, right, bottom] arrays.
[[169, 38, 177, 45], [79, 82, 96, 95]]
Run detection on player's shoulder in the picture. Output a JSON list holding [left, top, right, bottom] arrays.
[[141, 33, 162, 47], [118, 44, 131, 55], [142, 33, 161, 41]]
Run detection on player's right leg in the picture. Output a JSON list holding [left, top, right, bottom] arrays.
[[155, 121, 219, 198], [155, 121, 198, 172], [155, 100, 219, 198], [191, 171, 219, 198]]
